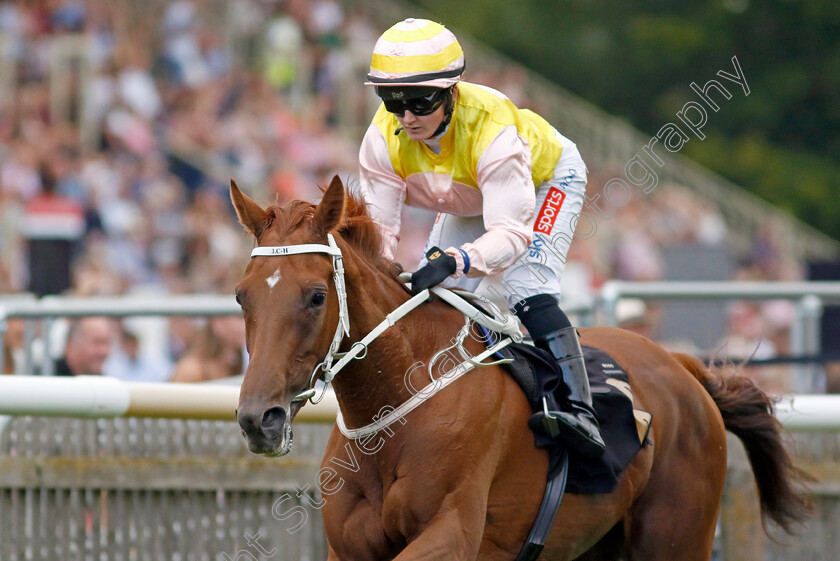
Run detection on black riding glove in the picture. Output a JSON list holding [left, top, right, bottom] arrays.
[[410, 246, 457, 294]]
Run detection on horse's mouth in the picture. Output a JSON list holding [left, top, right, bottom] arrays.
[[269, 422, 294, 457], [246, 422, 294, 457]]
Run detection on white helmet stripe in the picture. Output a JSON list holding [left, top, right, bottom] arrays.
[[366, 18, 464, 88]]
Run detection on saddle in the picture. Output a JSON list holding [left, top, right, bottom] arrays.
[[415, 286, 651, 492], [485, 330, 652, 493]]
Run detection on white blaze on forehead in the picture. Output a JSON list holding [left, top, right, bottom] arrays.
[[266, 267, 282, 289]]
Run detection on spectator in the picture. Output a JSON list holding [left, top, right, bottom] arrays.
[[826, 362, 840, 394], [170, 315, 246, 383], [20, 161, 86, 296], [616, 298, 656, 340], [103, 323, 173, 382], [55, 316, 115, 376], [2, 317, 24, 374], [720, 301, 777, 359], [717, 301, 790, 394], [1, 314, 48, 375], [263, 10, 304, 95]]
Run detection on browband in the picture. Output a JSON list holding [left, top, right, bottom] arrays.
[[251, 243, 341, 257]]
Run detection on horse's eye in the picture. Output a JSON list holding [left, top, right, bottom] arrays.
[[310, 292, 327, 308]]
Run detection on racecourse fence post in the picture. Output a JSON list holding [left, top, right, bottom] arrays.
[[791, 295, 823, 393]]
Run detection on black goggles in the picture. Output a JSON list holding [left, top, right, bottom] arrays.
[[381, 88, 449, 117]]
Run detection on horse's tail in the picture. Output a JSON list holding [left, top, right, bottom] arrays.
[[672, 352, 813, 534]]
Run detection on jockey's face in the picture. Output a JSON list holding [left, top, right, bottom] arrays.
[[397, 104, 447, 141]]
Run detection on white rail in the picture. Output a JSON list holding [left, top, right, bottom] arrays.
[[773, 395, 840, 431], [0, 376, 337, 423], [0, 294, 240, 320], [0, 376, 836, 431], [599, 281, 840, 393], [601, 280, 840, 307]]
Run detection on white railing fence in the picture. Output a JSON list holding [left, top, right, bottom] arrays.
[[4, 280, 840, 387], [0, 375, 336, 423], [599, 280, 840, 393], [0, 375, 834, 431], [0, 294, 241, 376]]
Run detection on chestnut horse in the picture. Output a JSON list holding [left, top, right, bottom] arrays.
[[232, 176, 810, 561]]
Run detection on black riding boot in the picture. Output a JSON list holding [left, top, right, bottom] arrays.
[[514, 294, 606, 458]]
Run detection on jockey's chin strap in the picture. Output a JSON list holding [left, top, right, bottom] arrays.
[[250, 234, 523, 405]]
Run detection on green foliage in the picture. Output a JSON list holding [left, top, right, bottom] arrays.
[[407, 0, 840, 241], [685, 133, 840, 241]]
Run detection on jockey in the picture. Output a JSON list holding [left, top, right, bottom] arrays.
[[358, 19, 604, 458]]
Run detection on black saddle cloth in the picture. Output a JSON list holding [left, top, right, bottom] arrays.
[[497, 341, 652, 494]]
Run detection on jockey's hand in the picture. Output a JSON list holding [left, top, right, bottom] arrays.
[[410, 247, 457, 294]]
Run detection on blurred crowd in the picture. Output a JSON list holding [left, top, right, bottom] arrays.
[[0, 0, 369, 300], [0, 0, 824, 392]]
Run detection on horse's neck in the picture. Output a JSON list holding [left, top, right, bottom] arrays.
[[330, 251, 464, 430]]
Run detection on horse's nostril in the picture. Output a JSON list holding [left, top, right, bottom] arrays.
[[262, 406, 288, 434], [237, 409, 260, 436]]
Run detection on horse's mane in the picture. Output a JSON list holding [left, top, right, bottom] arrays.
[[264, 187, 404, 282]]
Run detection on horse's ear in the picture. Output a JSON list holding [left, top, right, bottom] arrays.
[[230, 179, 270, 238], [313, 175, 345, 234]]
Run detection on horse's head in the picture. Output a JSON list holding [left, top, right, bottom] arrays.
[[231, 176, 347, 456]]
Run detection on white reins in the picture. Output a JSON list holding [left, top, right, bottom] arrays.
[[250, 235, 522, 428]]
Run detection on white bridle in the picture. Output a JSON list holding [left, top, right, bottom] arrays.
[[250, 233, 350, 402], [250, 233, 522, 407]]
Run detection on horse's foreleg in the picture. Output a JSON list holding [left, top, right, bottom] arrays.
[[391, 508, 485, 561], [384, 484, 494, 561]]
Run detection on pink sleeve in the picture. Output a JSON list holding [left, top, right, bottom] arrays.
[[447, 126, 535, 277], [358, 124, 405, 260]]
